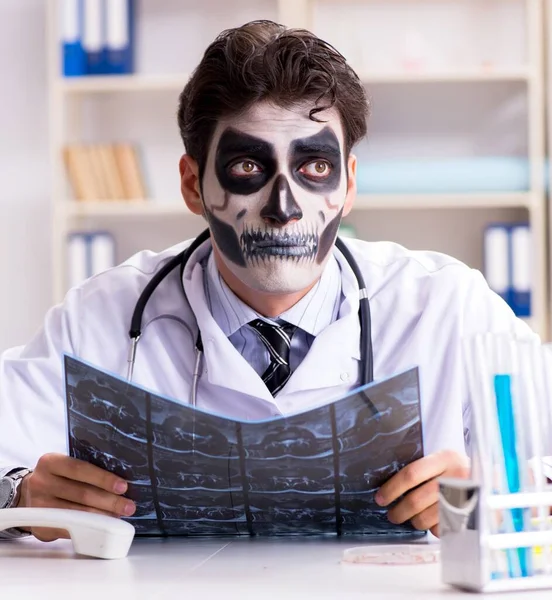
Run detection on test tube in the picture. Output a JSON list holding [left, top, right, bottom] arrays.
[[464, 334, 509, 578]]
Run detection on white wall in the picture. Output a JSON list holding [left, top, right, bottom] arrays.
[[0, 0, 51, 353]]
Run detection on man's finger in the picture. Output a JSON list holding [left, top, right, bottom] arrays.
[[38, 453, 128, 494], [48, 474, 136, 516], [32, 527, 71, 542], [375, 452, 452, 506], [411, 503, 439, 532], [387, 479, 438, 525]]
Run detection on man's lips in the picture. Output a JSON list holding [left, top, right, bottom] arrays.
[[253, 239, 306, 248], [240, 229, 319, 259]]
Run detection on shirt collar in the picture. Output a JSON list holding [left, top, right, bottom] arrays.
[[203, 250, 342, 338]]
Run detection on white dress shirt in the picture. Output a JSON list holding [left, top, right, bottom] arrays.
[[202, 249, 342, 377]]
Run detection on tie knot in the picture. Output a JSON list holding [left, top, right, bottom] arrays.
[[248, 319, 296, 357], [248, 319, 298, 396]]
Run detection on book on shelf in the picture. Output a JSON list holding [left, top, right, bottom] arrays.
[[63, 143, 148, 202]]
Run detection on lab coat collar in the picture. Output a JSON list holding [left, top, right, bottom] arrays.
[[182, 238, 362, 401], [183, 239, 274, 403]]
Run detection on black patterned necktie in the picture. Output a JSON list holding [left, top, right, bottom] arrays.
[[248, 319, 298, 396]]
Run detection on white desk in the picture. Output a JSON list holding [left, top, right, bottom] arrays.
[[1, 536, 550, 599]]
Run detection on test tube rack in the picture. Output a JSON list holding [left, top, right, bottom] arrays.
[[439, 478, 552, 593]]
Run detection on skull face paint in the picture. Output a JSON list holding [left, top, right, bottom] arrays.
[[202, 102, 349, 294]]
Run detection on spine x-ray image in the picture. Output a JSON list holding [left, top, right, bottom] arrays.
[[64, 355, 424, 537]]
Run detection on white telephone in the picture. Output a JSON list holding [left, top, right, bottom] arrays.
[[0, 508, 135, 559]]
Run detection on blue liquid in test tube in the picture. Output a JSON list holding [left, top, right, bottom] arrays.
[[494, 374, 532, 578]]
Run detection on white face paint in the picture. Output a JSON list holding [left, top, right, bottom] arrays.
[[201, 101, 348, 294]]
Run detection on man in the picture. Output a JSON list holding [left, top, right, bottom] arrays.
[[0, 20, 536, 542]]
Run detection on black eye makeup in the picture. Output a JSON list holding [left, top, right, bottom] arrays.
[[214, 125, 343, 196], [289, 127, 342, 193], [215, 128, 277, 195]]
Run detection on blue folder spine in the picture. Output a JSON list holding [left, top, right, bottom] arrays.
[[67, 231, 116, 287], [83, 0, 106, 75], [62, 0, 85, 77], [89, 231, 117, 276], [483, 224, 510, 306], [509, 223, 531, 318], [105, 0, 135, 75], [483, 222, 531, 318]]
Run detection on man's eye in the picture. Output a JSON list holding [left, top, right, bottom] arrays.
[[300, 160, 332, 179], [229, 160, 262, 177]]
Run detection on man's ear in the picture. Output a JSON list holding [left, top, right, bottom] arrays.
[[342, 154, 357, 218], [179, 154, 203, 216]]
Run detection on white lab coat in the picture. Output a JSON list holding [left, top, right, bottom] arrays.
[[0, 237, 537, 469]]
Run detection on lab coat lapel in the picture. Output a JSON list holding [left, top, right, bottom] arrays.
[[283, 248, 363, 395], [283, 311, 361, 395], [183, 246, 274, 403]]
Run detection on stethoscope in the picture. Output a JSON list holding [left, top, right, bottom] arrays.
[[127, 228, 374, 407]]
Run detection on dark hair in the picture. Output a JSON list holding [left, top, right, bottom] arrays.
[[177, 20, 370, 176]]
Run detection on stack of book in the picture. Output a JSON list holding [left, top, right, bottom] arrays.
[[63, 143, 148, 201], [62, 0, 135, 77]]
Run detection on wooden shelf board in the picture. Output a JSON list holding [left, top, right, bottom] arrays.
[[56, 67, 532, 94], [357, 68, 532, 84], [58, 74, 190, 94], [63, 200, 191, 217], [60, 192, 534, 217]]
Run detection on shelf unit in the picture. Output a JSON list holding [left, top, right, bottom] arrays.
[[47, 0, 549, 339]]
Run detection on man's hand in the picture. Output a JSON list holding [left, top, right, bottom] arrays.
[[17, 453, 136, 542], [375, 450, 470, 537]]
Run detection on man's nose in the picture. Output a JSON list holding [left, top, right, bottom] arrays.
[[260, 175, 303, 225]]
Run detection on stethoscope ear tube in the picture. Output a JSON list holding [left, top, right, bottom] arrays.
[[128, 252, 186, 340], [128, 228, 211, 341], [334, 237, 373, 385], [127, 229, 211, 382]]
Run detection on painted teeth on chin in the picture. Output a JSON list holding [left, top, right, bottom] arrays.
[[240, 225, 321, 262]]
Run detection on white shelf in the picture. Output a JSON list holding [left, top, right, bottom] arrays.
[[355, 192, 534, 210], [58, 74, 191, 94], [56, 67, 533, 95], [61, 192, 534, 218], [356, 67, 534, 84], [63, 200, 191, 217]]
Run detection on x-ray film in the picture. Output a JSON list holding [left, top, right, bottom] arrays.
[[64, 355, 424, 537]]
